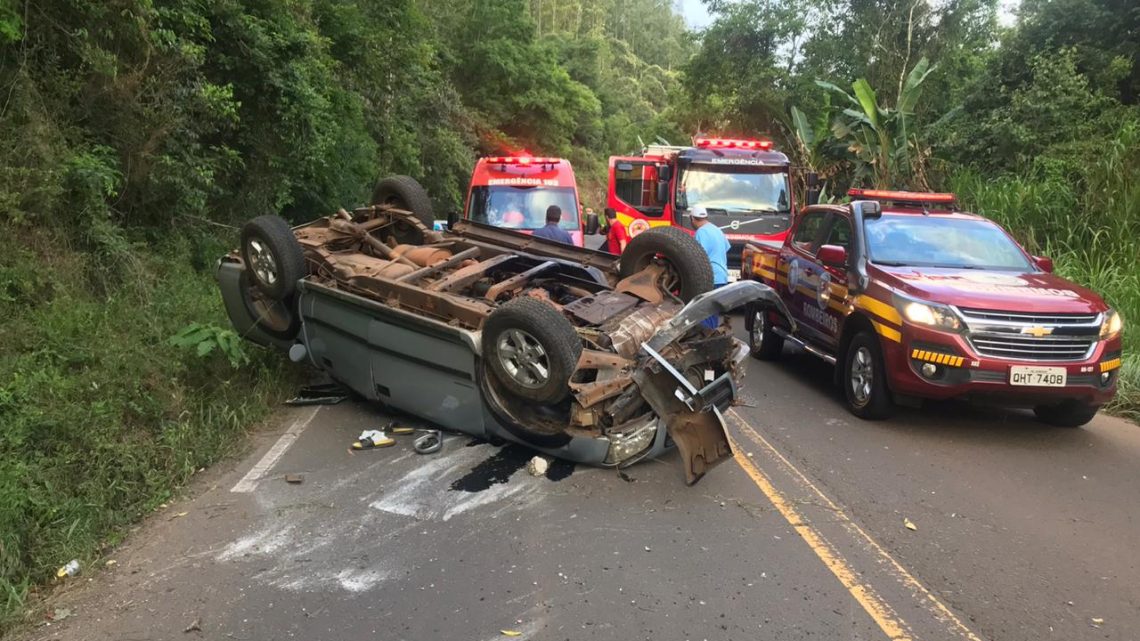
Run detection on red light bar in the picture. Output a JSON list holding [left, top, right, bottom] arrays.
[[485, 156, 560, 165], [848, 189, 956, 203], [694, 137, 773, 151]]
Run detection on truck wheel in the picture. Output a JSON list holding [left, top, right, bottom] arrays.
[[483, 298, 583, 404], [1033, 400, 1099, 428], [843, 332, 893, 420], [372, 175, 435, 229], [619, 226, 713, 302], [747, 305, 784, 360], [240, 215, 305, 301], [238, 269, 300, 341]]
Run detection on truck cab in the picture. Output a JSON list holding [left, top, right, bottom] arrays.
[[607, 137, 794, 274], [741, 189, 1123, 427], [463, 156, 586, 247]]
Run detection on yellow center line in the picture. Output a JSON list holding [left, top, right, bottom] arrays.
[[725, 409, 984, 641]]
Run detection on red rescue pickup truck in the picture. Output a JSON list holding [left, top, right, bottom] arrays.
[[741, 189, 1124, 427]]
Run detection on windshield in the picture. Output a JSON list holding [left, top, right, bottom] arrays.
[[466, 185, 580, 230], [865, 215, 1032, 270], [677, 164, 790, 214]]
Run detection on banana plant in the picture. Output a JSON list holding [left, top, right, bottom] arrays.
[[816, 57, 936, 189]]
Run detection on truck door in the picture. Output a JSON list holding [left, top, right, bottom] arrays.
[[609, 158, 667, 235], [813, 213, 854, 348], [778, 210, 829, 343]]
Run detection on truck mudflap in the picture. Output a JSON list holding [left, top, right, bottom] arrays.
[[633, 280, 784, 484]]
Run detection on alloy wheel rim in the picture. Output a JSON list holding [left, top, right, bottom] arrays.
[[850, 346, 873, 405], [248, 238, 278, 286], [497, 329, 550, 389], [751, 311, 765, 349]]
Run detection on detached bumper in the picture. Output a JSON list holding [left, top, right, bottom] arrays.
[[883, 323, 1122, 406]]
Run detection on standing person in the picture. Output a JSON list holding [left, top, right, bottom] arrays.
[[604, 207, 629, 254], [691, 205, 731, 329], [531, 205, 574, 244]]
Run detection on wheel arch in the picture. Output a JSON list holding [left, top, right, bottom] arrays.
[[835, 312, 878, 383]]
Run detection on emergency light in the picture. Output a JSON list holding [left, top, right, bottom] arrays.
[[847, 189, 956, 204], [693, 137, 773, 150], [485, 156, 560, 165]]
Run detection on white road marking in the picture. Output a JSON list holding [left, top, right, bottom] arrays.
[[230, 407, 321, 493]]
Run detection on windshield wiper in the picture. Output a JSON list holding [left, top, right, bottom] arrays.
[[871, 260, 915, 267]]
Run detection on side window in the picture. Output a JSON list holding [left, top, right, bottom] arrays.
[[792, 212, 827, 252], [822, 216, 852, 250], [613, 161, 666, 217]]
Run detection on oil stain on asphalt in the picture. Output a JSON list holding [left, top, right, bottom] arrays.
[[450, 441, 575, 492]]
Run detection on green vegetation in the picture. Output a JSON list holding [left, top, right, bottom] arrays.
[[0, 0, 1136, 629]]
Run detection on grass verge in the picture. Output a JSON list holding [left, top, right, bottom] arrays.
[[0, 224, 294, 631]]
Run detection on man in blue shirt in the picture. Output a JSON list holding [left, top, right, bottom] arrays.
[[531, 205, 574, 245], [692, 205, 730, 329]]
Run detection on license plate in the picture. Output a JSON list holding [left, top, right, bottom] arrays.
[[727, 269, 741, 282], [1009, 366, 1067, 387]]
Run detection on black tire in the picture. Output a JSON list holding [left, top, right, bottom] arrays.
[[371, 175, 435, 229], [240, 215, 305, 301], [237, 269, 300, 341], [843, 331, 893, 419], [619, 226, 713, 302], [747, 304, 784, 360], [483, 298, 582, 404], [1033, 400, 1099, 428]]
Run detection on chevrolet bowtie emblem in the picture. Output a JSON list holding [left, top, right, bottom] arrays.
[[1021, 326, 1053, 337]]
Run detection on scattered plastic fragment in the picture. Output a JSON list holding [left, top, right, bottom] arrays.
[[50, 608, 72, 622], [904, 518, 917, 531], [391, 426, 415, 435], [527, 456, 550, 477], [172, 511, 189, 519], [501, 631, 522, 637], [284, 474, 304, 484], [57, 560, 80, 578], [285, 383, 349, 406], [1091, 617, 1104, 626], [353, 430, 395, 449], [184, 617, 202, 633]]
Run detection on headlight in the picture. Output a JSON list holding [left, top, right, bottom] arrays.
[[897, 297, 962, 331], [1101, 309, 1123, 340], [604, 420, 657, 465]]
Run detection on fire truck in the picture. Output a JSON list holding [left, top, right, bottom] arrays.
[[461, 155, 590, 247], [606, 137, 797, 275]]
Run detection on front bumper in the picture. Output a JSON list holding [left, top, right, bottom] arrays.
[[882, 322, 1122, 406]]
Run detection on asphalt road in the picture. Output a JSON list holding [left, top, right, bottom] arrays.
[[21, 324, 1139, 641]]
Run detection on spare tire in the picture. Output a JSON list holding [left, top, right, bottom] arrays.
[[371, 175, 435, 229], [483, 298, 583, 404], [238, 269, 300, 341], [619, 226, 713, 302], [240, 214, 306, 300]]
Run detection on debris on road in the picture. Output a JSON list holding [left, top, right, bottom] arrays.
[[527, 456, 550, 477], [56, 560, 79, 578], [501, 630, 522, 637], [49, 607, 72, 622], [284, 474, 304, 484], [353, 429, 395, 450], [184, 617, 202, 633], [904, 518, 917, 531], [391, 425, 415, 435], [1091, 617, 1105, 627], [171, 511, 189, 519], [105, 559, 117, 567], [285, 382, 349, 406], [414, 429, 443, 454]]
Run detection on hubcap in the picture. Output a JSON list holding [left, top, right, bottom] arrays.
[[751, 310, 766, 349], [247, 238, 278, 286], [850, 346, 874, 406], [496, 329, 550, 389]]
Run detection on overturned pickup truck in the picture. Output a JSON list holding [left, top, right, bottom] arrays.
[[218, 177, 786, 483]]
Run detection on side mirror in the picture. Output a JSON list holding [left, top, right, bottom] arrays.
[[446, 210, 461, 230], [656, 180, 669, 204], [1034, 256, 1054, 273], [584, 212, 600, 236], [657, 164, 672, 182], [817, 244, 848, 267]]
